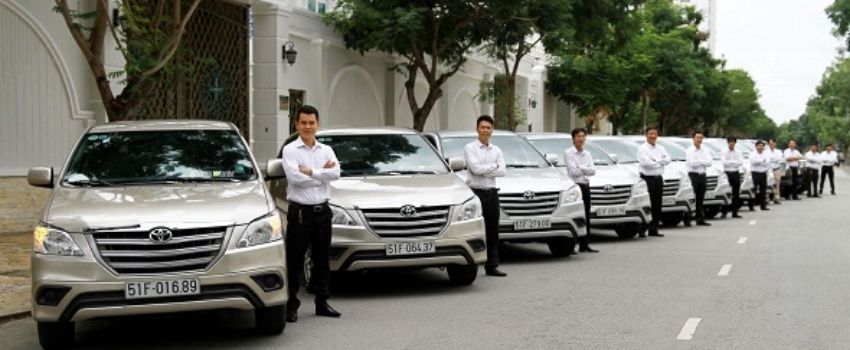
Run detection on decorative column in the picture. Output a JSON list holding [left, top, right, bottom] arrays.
[[251, 1, 292, 163]]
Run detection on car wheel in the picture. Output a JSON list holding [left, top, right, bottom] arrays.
[[37, 321, 75, 350], [547, 237, 575, 257], [661, 214, 683, 227], [255, 304, 286, 335], [447, 264, 478, 286], [704, 206, 719, 219], [614, 223, 639, 239]]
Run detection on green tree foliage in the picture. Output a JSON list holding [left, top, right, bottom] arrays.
[[827, 0, 850, 48], [780, 57, 850, 152]]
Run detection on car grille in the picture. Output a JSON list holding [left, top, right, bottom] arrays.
[[706, 176, 718, 191], [590, 184, 632, 206], [361, 206, 450, 238], [91, 226, 227, 274], [663, 179, 680, 197], [499, 191, 560, 217]]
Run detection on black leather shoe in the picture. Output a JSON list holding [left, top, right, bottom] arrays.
[[316, 299, 341, 318], [761, 207, 770, 211], [579, 246, 599, 253], [732, 214, 743, 218], [697, 222, 711, 226], [684, 222, 692, 227], [793, 197, 801, 200], [648, 232, 665, 237], [485, 267, 507, 277], [638, 231, 647, 238], [286, 309, 298, 323]]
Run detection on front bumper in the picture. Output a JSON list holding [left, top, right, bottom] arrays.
[[497, 201, 586, 241]]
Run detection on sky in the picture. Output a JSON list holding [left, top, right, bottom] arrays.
[[715, 0, 845, 125]]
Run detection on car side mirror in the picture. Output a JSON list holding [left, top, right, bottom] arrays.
[[27, 167, 54, 188], [544, 153, 560, 166], [448, 157, 466, 172], [608, 154, 619, 163], [265, 159, 286, 180]]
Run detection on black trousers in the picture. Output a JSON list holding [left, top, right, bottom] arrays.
[[821, 166, 835, 193], [807, 168, 819, 196], [752, 172, 768, 209], [689, 173, 707, 223], [790, 166, 800, 199], [286, 202, 332, 309], [641, 175, 664, 233], [472, 188, 500, 268], [577, 183, 592, 246], [725, 171, 741, 215]]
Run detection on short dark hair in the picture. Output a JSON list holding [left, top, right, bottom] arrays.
[[571, 128, 587, 138], [645, 126, 659, 134], [295, 105, 320, 122], [692, 131, 704, 138], [826, 143, 834, 148], [476, 115, 495, 127], [768, 138, 777, 143], [726, 136, 737, 143], [755, 140, 765, 146]]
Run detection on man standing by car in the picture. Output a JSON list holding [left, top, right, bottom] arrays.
[[723, 137, 744, 218], [564, 128, 599, 252], [638, 127, 671, 237], [768, 139, 784, 204], [750, 141, 771, 211], [281, 105, 342, 322], [784, 140, 803, 200], [821, 144, 838, 195], [805, 143, 822, 198], [685, 131, 713, 226], [464, 115, 507, 277]]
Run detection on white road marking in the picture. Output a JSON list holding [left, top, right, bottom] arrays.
[[738, 237, 748, 244], [718, 264, 733, 276], [748, 220, 757, 226], [677, 318, 702, 340]]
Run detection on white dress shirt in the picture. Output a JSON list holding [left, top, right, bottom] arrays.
[[769, 148, 784, 170], [750, 150, 771, 173], [784, 149, 802, 168], [685, 145, 713, 174], [822, 151, 838, 166], [637, 142, 671, 176], [282, 137, 341, 205], [722, 149, 743, 172], [463, 139, 506, 189], [564, 146, 596, 185], [805, 151, 822, 169]]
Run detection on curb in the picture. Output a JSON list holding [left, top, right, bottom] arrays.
[[0, 310, 30, 325]]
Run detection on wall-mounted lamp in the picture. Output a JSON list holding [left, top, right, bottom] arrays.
[[283, 41, 297, 65], [111, 8, 127, 31], [528, 98, 538, 109]]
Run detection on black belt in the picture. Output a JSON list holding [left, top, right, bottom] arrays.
[[289, 201, 329, 213], [472, 188, 498, 194], [688, 172, 706, 176], [640, 174, 662, 178]]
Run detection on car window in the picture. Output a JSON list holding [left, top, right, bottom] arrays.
[[527, 138, 613, 166], [440, 135, 549, 168], [315, 134, 448, 176], [702, 141, 725, 160], [658, 140, 690, 161], [590, 139, 640, 164], [63, 130, 257, 186]]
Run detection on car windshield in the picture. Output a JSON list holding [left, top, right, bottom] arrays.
[[590, 139, 640, 164], [659, 140, 691, 161], [62, 130, 257, 186], [440, 135, 549, 168], [315, 134, 448, 176], [526, 138, 614, 166], [702, 140, 725, 160], [737, 141, 755, 158]]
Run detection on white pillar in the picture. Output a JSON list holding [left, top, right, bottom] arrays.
[[527, 62, 546, 132], [251, 2, 292, 163]]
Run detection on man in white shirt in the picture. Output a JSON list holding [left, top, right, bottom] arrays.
[[768, 139, 784, 204], [464, 115, 507, 277], [686, 131, 713, 226], [805, 143, 822, 198], [722, 137, 744, 218], [821, 144, 838, 195], [637, 127, 671, 237], [565, 128, 600, 251], [783, 140, 803, 200], [281, 105, 342, 322], [750, 140, 771, 211]]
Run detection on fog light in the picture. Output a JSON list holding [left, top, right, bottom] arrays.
[[36, 286, 71, 306], [467, 239, 486, 252], [251, 273, 284, 292], [574, 218, 587, 228]]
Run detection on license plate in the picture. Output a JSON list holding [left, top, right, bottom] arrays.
[[596, 206, 626, 217], [513, 218, 552, 231], [386, 241, 435, 256], [125, 279, 200, 300], [663, 197, 676, 206]]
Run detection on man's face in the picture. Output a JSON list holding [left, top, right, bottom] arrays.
[[827, 146, 834, 152], [573, 132, 586, 148], [811, 145, 819, 152], [789, 140, 797, 149], [476, 121, 493, 140], [769, 140, 777, 149], [296, 113, 319, 139], [756, 143, 765, 152], [728, 141, 736, 150], [693, 134, 704, 148], [646, 130, 658, 144]]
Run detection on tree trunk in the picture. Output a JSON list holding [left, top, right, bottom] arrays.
[[505, 74, 517, 131], [641, 90, 650, 132]]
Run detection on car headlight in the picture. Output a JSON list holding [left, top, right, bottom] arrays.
[[34, 225, 83, 256], [632, 180, 648, 196], [680, 176, 692, 189], [454, 197, 483, 222], [237, 212, 283, 248], [331, 205, 358, 226], [560, 185, 582, 204]]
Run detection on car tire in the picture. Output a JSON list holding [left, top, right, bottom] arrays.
[[37, 321, 75, 350], [614, 223, 639, 239], [704, 206, 719, 219], [447, 264, 478, 286], [661, 214, 683, 227], [547, 237, 575, 257], [255, 304, 286, 335]]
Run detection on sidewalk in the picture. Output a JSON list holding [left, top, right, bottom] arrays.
[[0, 232, 31, 322]]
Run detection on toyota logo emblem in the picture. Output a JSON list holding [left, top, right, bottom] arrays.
[[400, 205, 417, 217], [149, 227, 173, 243], [603, 184, 614, 193], [523, 190, 536, 200]]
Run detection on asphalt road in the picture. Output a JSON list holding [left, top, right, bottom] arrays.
[[3, 169, 850, 349]]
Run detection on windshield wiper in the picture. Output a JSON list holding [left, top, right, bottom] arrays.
[[63, 178, 114, 187], [112, 178, 243, 185], [374, 170, 439, 175], [506, 164, 540, 168]]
